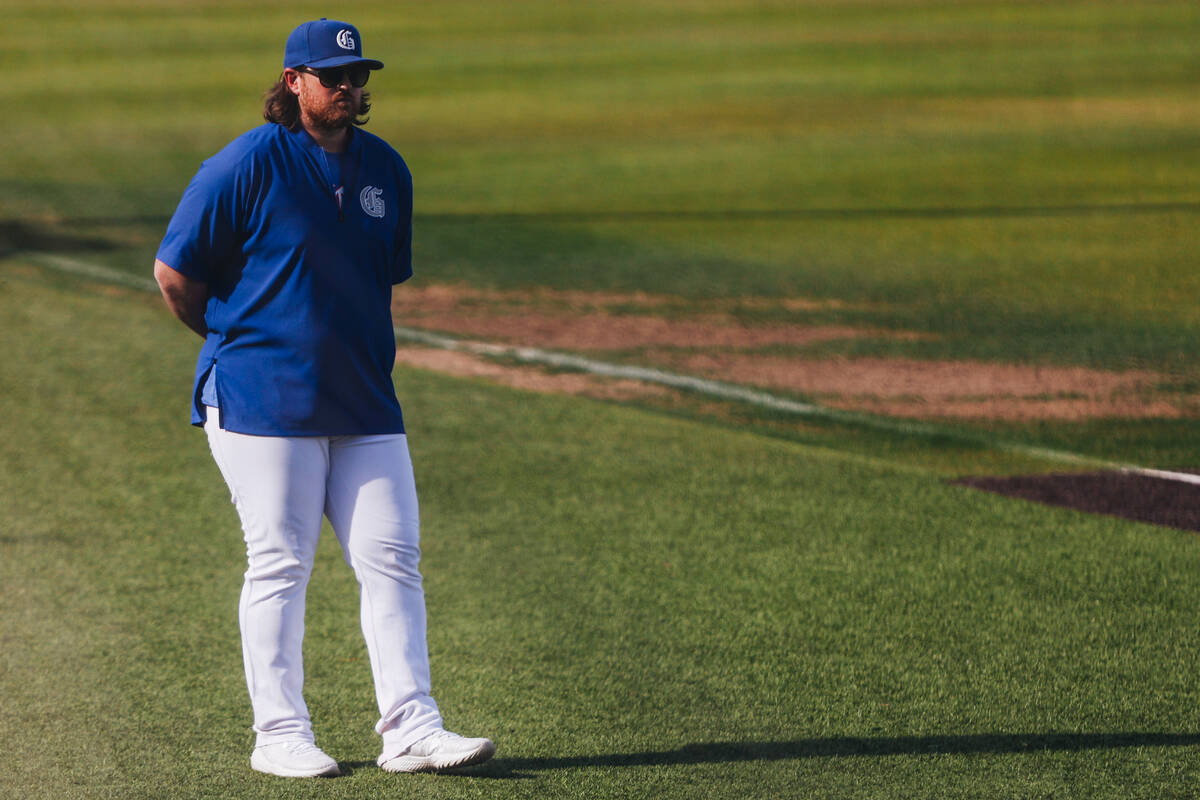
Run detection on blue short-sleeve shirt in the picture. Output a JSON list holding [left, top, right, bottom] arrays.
[[156, 123, 413, 436]]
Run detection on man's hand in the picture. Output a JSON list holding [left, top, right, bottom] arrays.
[[154, 259, 209, 337]]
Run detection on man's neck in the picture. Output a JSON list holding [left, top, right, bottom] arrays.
[[303, 122, 350, 153]]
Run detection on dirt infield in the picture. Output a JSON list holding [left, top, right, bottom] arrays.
[[392, 283, 1200, 421], [658, 352, 1178, 421], [954, 472, 1200, 533]]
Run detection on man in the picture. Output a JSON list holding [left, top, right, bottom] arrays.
[[153, 19, 494, 779]]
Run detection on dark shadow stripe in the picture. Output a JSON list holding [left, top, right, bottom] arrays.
[[44, 200, 1200, 228]]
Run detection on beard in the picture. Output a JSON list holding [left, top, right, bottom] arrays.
[[300, 87, 366, 132]]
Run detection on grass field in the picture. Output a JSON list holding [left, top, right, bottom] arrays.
[[3, 1, 1200, 798]]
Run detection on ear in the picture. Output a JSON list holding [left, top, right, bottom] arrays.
[[283, 69, 303, 97]]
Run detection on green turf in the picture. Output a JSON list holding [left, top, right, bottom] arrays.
[[5, 2, 1200, 795], [5, 264, 1200, 799]]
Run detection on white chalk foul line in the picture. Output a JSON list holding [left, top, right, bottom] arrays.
[[19, 249, 1200, 486], [24, 252, 160, 293]]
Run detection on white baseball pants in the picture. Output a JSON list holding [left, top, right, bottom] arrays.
[[204, 410, 444, 752]]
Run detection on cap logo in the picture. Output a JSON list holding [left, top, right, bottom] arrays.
[[336, 29, 356, 50], [360, 186, 385, 218]]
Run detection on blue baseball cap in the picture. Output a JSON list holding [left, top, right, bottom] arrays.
[[284, 19, 384, 70]]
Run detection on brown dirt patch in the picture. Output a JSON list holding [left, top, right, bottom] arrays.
[[655, 352, 1181, 421], [391, 283, 1199, 421], [955, 472, 1200, 533], [393, 284, 903, 350], [664, 354, 1158, 398], [395, 346, 673, 402]]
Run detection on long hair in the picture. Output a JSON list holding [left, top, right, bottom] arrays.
[[262, 75, 371, 131]]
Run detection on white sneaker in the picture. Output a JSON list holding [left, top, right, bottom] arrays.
[[378, 730, 496, 773], [250, 740, 340, 778]]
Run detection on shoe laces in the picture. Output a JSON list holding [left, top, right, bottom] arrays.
[[407, 729, 462, 755], [279, 740, 327, 756]]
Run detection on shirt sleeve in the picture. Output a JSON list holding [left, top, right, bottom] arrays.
[[392, 162, 414, 285], [156, 155, 242, 282]]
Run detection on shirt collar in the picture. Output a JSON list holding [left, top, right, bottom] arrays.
[[287, 124, 361, 157]]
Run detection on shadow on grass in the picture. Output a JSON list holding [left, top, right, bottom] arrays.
[[340, 733, 1200, 779], [48, 199, 1200, 229], [0, 219, 121, 260]]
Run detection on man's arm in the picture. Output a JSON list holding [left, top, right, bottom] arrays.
[[154, 259, 209, 337]]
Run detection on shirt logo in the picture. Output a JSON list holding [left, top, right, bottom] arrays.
[[336, 29, 356, 50], [360, 186, 385, 218]]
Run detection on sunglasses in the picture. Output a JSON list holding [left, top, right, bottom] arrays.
[[297, 65, 371, 89]]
